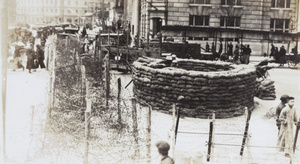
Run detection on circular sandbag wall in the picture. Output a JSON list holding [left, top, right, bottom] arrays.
[[133, 58, 257, 118]]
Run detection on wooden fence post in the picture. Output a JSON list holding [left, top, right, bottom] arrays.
[[99, 50, 103, 84], [146, 105, 152, 163], [171, 104, 176, 158], [117, 78, 121, 124], [50, 45, 56, 115], [105, 52, 110, 108], [81, 66, 86, 114], [240, 107, 252, 156], [131, 98, 140, 158], [207, 113, 215, 162], [84, 81, 91, 164], [175, 106, 180, 142], [293, 124, 299, 153]]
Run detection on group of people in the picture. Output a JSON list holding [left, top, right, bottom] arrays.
[[269, 44, 287, 66], [11, 28, 47, 73], [205, 41, 252, 64], [276, 95, 299, 158]]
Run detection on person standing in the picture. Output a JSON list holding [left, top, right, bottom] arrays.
[[205, 42, 210, 52], [276, 95, 289, 133], [240, 44, 246, 64], [12, 46, 24, 71], [218, 41, 223, 54], [277, 97, 298, 157], [244, 45, 252, 64], [26, 45, 34, 73], [279, 46, 286, 66], [274, 47, 279, 63], [36, 45, 46, 69], [211, 42, 216, 53], [270, 44, 275, 58], [155, 141, 174, 164], [228, 42, 233, 57]]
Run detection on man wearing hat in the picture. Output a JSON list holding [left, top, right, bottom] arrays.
[[155, 141, 174, 164], [277, 97, 299, 157], [276, 94, 289, 133]]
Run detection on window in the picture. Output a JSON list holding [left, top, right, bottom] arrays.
[[271, 0, 290, 8], [221, 0, 241, 5], [189, 0, 210, 4], [188, 37, 208, 41], [270, 19, 289, 32], [220, 16, 241, 27], [189, 15, 209, 26]]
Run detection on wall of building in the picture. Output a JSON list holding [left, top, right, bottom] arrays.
[[160, 0, 298, 55], [15, 0, 96, 24]]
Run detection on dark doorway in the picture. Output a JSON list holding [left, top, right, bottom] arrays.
[[152, 17, 162, 37]]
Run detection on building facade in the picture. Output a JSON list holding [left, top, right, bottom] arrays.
[[136, 0, 299, 55], [15, 0, 100, 25], [8, 0, 17, 26]]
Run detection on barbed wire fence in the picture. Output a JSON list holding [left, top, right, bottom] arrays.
[[25, 34, 300, 164], [22, 34, 153, 163]]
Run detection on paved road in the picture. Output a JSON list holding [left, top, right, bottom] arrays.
[[1, 58, 300, 163], [3, 69, 49, 163]]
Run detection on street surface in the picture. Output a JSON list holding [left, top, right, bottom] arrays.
[[0, 57, 300, 163]]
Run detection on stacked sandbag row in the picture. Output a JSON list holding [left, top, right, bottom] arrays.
[[177, 60, 232, 72], [133, 58, 257, 118], [255, 79, 276, 100]]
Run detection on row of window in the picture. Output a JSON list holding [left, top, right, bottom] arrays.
[[17, 8, 86, 14], [17, 0, 89, 6], [189, 15, 240, 28], [189, 15, 290, 32], [189, 0, 290, 8]]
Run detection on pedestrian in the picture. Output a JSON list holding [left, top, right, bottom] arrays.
[[36, 45, 46, 69], [233, 46, 239, 63], [236, 41, 241, 50], [240, 44, 246, 64], [277, 97, 299, 157], [25, 45, 34, 73], [211, 42, 216, 53], [205, 42, 210, 52], [82, 26, 87, 38], [276, 94, 289, 133], [270, 44, 275, 58], [12, 46, 24, 71], [228, 42, 233, 57], [218, 41, 223, 54], [274, 47, 279, 63], [279, 46, 286, 66], [155, 141, 174, 164], [244, 45, 252, 64]]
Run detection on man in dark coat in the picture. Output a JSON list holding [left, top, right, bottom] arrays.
[[228, 42, 233, 57], [270, 44, 275, 58], [26, 46, 35, 73], [244, 45, 252, 64], [36, 45, 46, 69], [211, 42, 216, 53], [205, 42, 210, 52], [218, 41, 223, 54], [279, 46, 286, 66]]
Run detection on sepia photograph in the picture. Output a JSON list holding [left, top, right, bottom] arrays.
[[0, 0, 300, 163]]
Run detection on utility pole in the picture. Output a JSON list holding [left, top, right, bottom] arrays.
[[1, 0, 8, 159]]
